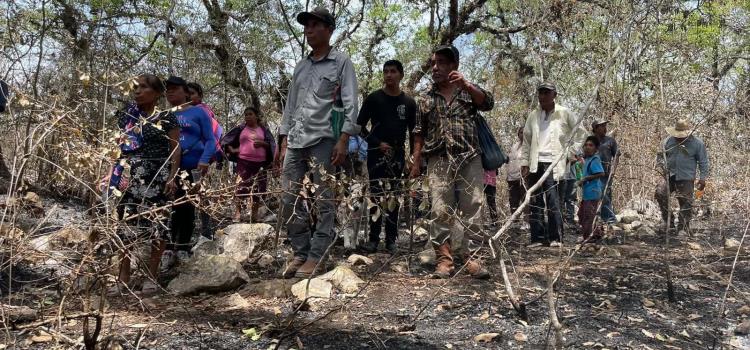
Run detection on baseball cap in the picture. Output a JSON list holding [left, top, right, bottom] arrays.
[[434, 45, 460, 63], [537, 81, 557, 92], [591, 119, 609, 129], [297, 7, 336, 28]]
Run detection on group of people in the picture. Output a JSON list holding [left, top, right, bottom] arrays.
[[109, 6, 711, 290]]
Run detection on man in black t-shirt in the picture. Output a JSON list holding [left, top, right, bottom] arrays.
[[357, 60, 417, 255]]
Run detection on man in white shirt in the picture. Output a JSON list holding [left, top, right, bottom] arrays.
[[521, 81, 586, 247]]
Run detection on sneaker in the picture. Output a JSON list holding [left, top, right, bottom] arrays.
[[361, 241, 378, 254], [549, 241, 563, 248], [526, 242, 544, 248], [159, 250, 177, 272], [176, 250, 191, 264], [385, 241, 397, 255]]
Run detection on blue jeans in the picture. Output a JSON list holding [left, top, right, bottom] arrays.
[[599, 177, 616, 222]]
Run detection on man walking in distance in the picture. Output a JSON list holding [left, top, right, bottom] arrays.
[[654, 120, 709, 235], [357, 60, 416, 255], [410, 45, 492, 279], [520, 81, 586, 247], [276, 7, 360, 278], [592, 119, 620, 224]]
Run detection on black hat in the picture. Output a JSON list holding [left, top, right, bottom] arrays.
[[297, 7, 336, 28], [434, 45, 460, 63], [165, 75, 187, 87]]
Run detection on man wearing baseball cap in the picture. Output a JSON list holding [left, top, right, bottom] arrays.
[[655, 119, 709, 234], [592, 119, 619, 224], [410, 44, 494, 279], [277, 7, 360, 278], [520, 81, 586, 248]]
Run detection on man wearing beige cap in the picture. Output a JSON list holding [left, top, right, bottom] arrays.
[[520, 81, 586, 247], [655, 120, 709, 234]]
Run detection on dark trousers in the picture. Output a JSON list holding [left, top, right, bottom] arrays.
[[557, 179, 577, 223], [578, 200, 602, 240], [170, 172, 196, 252], [654, 176, 694, 230], [528, 162, 562, 242], [484, 185, 498, 224], [507, 180, 529, 221], [367, 149, 405, 244]]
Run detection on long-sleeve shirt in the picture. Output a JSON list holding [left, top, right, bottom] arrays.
[[175, 106, 217, 170], [413, 85, 494, 167], [279, 49, 360, 149], [657, 135, 709, 181], [520, 104, 586, 181]]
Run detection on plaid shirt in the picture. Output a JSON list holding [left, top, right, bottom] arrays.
[[413, 84, 494, 167]]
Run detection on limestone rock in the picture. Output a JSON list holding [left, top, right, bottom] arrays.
[[346, 254, 373, 266], [167, 255, 249, 295], [257, 254, 275, 268], [630, 221, 642, 230], [244, 279, 294, 298], [291, 278, 332, 301], [318, 265, 364, 294], [220, 223, 273, 263], [625, 197, 661, 220], [418, 248, 436, 266], [737, 305, 750, 316], [725, 238, 741, 250], [617, 209, 640, 224], [735, 319, 750, 335]]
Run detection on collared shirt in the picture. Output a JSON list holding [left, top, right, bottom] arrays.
[[279, 49, 360, 149], [657, 135, 709, 181], [597, 135, 619, 175], [413, 84, 494, 167]]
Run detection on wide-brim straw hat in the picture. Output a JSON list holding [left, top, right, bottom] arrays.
[[665, 119, 692, 138]]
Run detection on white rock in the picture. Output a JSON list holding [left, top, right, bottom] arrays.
[[725, 238, 741, 249], [291, 278, 333, 301], [167, 255, 249, 295], [220, 223, 274, 263], [617, 209, 640, 224], [318, 265, 364, 294], [346, 254, 373, 266], [418, 248, 435, 266], [257, 254, 275, 268], [630, 221, 642, 230]]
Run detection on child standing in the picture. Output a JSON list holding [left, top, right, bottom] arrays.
[[577, 136, 606, 242]]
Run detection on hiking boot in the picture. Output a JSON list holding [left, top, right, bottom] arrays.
[[385, 241, 398, 255], [282, 257, 306, 279], [295, 258, 321, 278], [464, 259, 490, 279], [433, 243, 454, 279], [361, 241, 378, 254]]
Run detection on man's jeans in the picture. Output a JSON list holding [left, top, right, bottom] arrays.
[[528, 162, 562, 243], [557, 179, 577, 224], [599, 177, 616, 223], [281, 139, 337, 260], [427, 155, 484, 254], [367, 149, 405, 244]]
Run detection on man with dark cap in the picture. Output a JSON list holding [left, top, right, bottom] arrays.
[[277, 7, 360, 278], [592, 119, 619, 223], [520, 81, 586, 247], [410, 45, 493, 279], [357, 59, 417, 255]]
